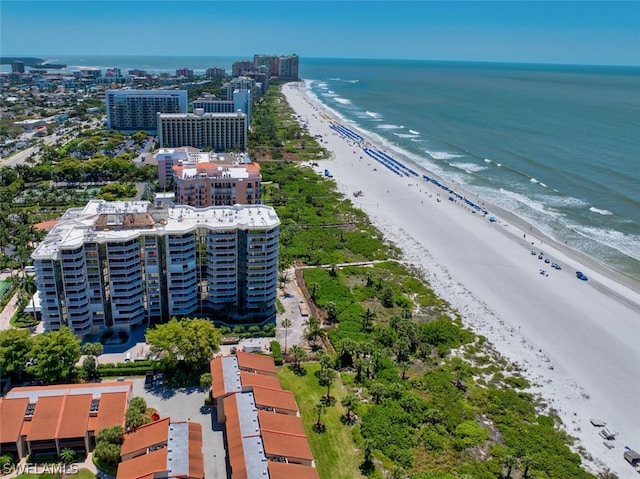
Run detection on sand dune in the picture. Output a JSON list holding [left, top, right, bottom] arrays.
[[283, 81, 640, 478]]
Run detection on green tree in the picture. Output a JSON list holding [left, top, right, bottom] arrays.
[[289, 345, 307, 372], [313, 401, 327, 431], [0, 328, 32, 381], [341, 393, 359, 424], [27, 327, 81, 383], [318, 367, 336, 398], [93, 442, 121, 465], [381, 285, 395, 308], [146, 317, 221, 370], [200, 373, 212, 391], [281, 317, 292, 354], [128, 396, 147, 414], [125, 407, 151, 431], [369, 382, 387, 405], [304, 316, 324, 346], [96, 425, 124, 445], [82, 342, 104, 357], [59, 448, 75, 464], [324, 301, 338, 323], [361, 308, 375, 333]]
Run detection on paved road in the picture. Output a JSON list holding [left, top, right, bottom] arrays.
[[275, 267, 308, 353], [131, 378, 228, 479]]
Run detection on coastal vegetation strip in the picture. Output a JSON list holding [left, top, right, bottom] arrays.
[[254, 83, 597, 478]]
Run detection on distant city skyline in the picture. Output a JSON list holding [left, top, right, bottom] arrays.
[[1, 1, 639, 67]]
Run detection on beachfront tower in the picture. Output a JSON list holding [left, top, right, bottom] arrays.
[[106, 89, 188, 132], [32, 200, 280, 338]]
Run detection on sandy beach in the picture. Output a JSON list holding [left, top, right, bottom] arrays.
[[283, 81, 640, 477]]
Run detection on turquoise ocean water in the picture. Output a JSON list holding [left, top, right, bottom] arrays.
[[10, 56, 640, 281]]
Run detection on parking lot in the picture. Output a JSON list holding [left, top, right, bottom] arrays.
[[130, 378, 228, 479]]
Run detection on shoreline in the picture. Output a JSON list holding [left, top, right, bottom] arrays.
[[283, 81, 640, 477]]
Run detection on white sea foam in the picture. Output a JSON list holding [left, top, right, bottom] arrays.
[[378, 124, 404, 130], [484, 158, 492, 163], [366, 111, 382, 119], [543, 195, 589, 208], [530, 178, 539, 184], [409, 129, 420, 135], [328, 90, 335, 94], [539, 183, 547, 188], [334, 97, 352, 105], [393, 133, 420, 139], [425, 149, 464, 160], [496, 163, 502, 167], [321, 92, 338, 98], [589, 206, 613, 216], [572, 225, 640, 261], [450, 162, 488, 173], [317, 82, 328, 88], [499, 188, 562, 218]]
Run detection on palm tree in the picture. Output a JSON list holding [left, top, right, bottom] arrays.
[[521, 456, 534, 479], [59, 447, 75, 464], [309, 282, 320, 302], [304, 316, 324, 346], [319, 368, 336, 398], [313, 401, 327, 431], [289, 345, 307, 372], [21, 274, 38, 322], [369, 382, 387, 404], [281, 317, 292, 354], [503, 455, 518, 479], [361, 308, 375, 333], [341, 393, 359, 424]]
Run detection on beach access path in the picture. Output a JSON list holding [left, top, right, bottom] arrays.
[[283, 82, 640, 478]]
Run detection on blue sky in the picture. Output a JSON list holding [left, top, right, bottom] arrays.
[[1, 1, 639, 66]]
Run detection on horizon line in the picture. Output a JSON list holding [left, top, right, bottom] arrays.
[[3, 54, 639, 69]]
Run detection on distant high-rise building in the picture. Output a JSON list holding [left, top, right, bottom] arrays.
[[232, 61, 254, 77], [278, 54, 299, 81], [11, 61, 25, 73], [193, 89, 251, 124], [32, 200, 280, 337], [176, 67, 194, 78], [106, 89, 188, 132], [157, 110, 247, 151], [206, 67, 226, 78], [253, 55, 279, 77], [128, 69, 148, 77]]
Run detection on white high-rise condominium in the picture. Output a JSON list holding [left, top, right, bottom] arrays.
[[106, 89, 188, 132], [157, 110, 247, 151], [32, 200, 280, 337]]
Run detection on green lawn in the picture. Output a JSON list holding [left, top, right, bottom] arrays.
[[278, 362, 366, 479], [16, 468, 94, 479], [0, 280, 11, 299]]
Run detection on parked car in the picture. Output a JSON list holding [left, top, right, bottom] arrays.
[[144, 371, 154, 389]]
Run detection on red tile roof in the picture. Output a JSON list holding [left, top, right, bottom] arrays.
[[0, 398, 28, 444], [257, 410, 305, 436], [268, 462, 319, 479], [252, 386, 298, 413], [116, 447, 167, 479], [57, 394, 91, 439], [90, 391, 128, 433], [28, 396, 65, 441], [222, 395, 247, 479], [33, 220, 58, 231], [188, 422, 204, 479], [239, 371, 281, 391], [209, 357, 227, 400], [235, 351, 277, 375], [120, 418, 169, 457], [261, 430, 314, 461]]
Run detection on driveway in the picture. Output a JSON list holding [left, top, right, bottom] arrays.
[[275, 267, 308, 353], [130, 378, 228, 479]]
